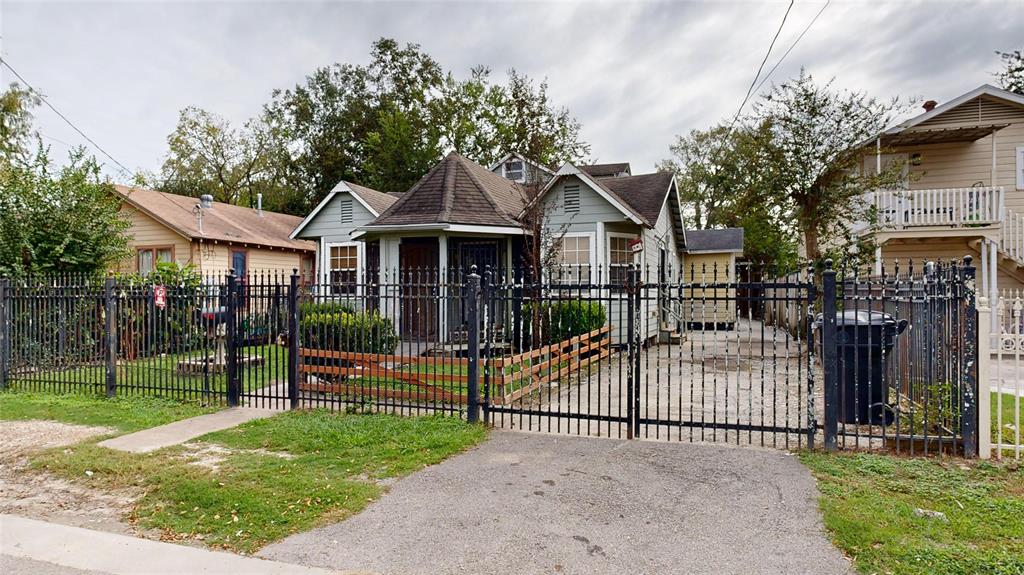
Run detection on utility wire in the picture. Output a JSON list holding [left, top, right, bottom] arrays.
[[752, 0, 830, 96], [1, 56, 133, 176], [727, 0, 795, 128]]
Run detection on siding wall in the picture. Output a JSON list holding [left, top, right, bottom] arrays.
[[294, 192, 377, 243], [889, 97, 1024, 212], [115, 205, 194, 273], [681, 252, 738, 326]]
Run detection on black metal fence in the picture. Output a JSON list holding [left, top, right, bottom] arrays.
[[0, 258, 980, 455]]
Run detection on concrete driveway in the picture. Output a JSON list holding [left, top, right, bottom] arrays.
[[261, 432, 851, 575]]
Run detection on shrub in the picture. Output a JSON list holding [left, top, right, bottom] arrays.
[[299, 300, 355, 317], [299, 311, 398, 354], [521, 300, 607, 347]]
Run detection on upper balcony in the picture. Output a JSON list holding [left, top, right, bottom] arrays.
[[872, 186, 1004, 231]]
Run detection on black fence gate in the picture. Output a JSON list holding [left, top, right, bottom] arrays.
[[0, 258, 980, 455]]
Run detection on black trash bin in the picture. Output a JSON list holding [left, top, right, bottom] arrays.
[[831, 310, 909, 425]]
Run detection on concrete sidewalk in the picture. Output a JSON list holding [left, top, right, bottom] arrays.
[[0, 514, 369, 575], [98, 408, 277, 453]]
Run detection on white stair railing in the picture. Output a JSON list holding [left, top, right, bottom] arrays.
[[1000, 206, 1024, 266]]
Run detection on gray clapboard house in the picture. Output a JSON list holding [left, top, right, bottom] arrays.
[[291, 152, 739, 344]]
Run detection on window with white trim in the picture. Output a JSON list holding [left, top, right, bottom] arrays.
[[1016, 146, 1024, 190], [608, 235, 637, 287], [504, 160, 524, 182], [563, 185, 580, 213], [329, 244, 358, 295], [339, 199, 353, 223], [553, 235, 590, 282]]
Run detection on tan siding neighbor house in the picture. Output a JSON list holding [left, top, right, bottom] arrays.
[[112, 186, 315, 278], [858, 84, 1024, 304]]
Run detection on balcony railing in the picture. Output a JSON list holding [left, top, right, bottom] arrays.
[[873, 186, 1004, 230], [1002, 207, 1024, 265]]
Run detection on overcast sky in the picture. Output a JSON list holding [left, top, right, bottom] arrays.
[[2, 0, 1021, 182]]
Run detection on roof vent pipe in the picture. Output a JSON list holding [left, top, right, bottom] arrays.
[[200, 194, 213, 209], [922, 100, 938, 112], [257, 193, 263, 216]]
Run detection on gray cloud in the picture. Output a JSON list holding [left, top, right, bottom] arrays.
[[3, 1, 1021, 180]]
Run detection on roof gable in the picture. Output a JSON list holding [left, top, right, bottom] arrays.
[[368, 152, 527, 228], [289, 180, 397, 239], [890, 84, 1024, 132]]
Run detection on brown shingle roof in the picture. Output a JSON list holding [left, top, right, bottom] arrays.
[[345, 181, 398, 215], [114, 185, 314, 252], [599, 172, 675, 226], [579, 163, 631, 178], [369, 152, 527, 227]]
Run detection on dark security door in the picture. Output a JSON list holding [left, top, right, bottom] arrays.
[[399, 238, 439, 341]]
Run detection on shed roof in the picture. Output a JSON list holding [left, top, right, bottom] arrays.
[[684, 228, 745, 253], [114, 185, 314, 252], [367, 152, 527, 228]]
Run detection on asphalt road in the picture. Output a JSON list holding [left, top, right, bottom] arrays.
[[261, 432, 852, 575]]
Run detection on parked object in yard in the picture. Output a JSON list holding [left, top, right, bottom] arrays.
[[830, 311, 908, 425]]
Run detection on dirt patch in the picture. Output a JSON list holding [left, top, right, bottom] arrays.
[[179, 441, 295, 472], [0, 420, 140, 535]]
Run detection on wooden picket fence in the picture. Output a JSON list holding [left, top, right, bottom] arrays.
[[297, 325, 613, 406]]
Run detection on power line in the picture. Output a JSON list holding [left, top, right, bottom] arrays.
[[1, 56, 133, 176], [727, 0, 795, 128], [752, 1, 830, 96]]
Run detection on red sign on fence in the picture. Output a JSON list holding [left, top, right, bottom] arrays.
[[153, 285, 167, 310]]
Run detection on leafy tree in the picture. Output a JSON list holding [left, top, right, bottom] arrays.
[[995, 49, 1024, 95], [0, 145, 131, 277], [264, 38, 444, 202], [156, 107, 300, 212], [658, 122, 798, 269], [747, 71, 912, 264], [363, 105, 441, 194], [0, 83, 39, 164]]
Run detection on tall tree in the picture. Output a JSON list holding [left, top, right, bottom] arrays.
[[264, 38, 445, 201], [659, 122, 798, 269], [157, 106, 298, 210], [747, 71, 912, 264], [995, 49, 1024, 95]]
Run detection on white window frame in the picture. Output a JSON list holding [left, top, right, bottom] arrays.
[[547, 231, 595, 284], [606, 232, 640, 291], [323, 241, 363, 297], [1016, 146, 1024, 190], [503, 159, 525, 182]]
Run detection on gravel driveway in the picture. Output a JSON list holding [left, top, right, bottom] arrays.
[[261, 431, 851, 575]]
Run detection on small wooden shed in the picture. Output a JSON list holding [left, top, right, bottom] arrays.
[[681, 228, 744, 330]]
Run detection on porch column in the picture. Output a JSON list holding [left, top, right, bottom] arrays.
[[874, 245, 882, 276], [989, 238, 998, 335], [980, 240, 989, 297], [438, 234, 449, 344]]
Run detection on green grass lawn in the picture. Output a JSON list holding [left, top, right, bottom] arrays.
[[7, 344, 288, 401], [800, 451, 1024, 575], [28, 409, 487, 553], [0, 390, 216, 432], [992, 392, 1023, 452]]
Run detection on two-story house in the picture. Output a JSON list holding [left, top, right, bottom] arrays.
[[863, 84, 1024, 307]]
